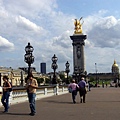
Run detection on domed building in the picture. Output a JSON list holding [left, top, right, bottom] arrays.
[[88, 60, 120, 85], [112, 60, 119, 74]]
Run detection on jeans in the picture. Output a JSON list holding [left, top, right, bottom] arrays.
[[72, 90, 77, 103], [28, 93, 36, 114], [1, 91, 10, 112]]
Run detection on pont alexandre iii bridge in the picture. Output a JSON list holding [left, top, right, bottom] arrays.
[[0, 85, 120, 120]]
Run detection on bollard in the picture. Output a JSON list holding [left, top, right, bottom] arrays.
[[56, 84, 59, 95], [62, 87, 64, 92], [9, 91, 13, 104], [44, 88, 47, 95]]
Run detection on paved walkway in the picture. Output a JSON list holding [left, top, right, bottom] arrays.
[[0, 87, 120, 120]]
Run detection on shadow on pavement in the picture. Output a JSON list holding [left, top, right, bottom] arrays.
[[0, 112, 29, 116], [43, 100, 73, 104], [88, 100, 120, 102]]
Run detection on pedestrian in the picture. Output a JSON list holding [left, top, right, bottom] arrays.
[[88, 81, 91, 91], [1, 75, 12, 113], [106, 83, 108, 88], [78, 77, 87, 103], [25, 73, 38, 116], [102, 82, 104, 88], [68, 79, 79, 104]]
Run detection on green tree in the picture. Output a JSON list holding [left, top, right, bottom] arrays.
[[59, 74, 66, 83], [89, 77, 95, 82], [34, 77, 44, 86], [45, 78, 51, 84]]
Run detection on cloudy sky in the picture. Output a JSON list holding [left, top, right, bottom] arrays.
[[0, 0, 120, 74]]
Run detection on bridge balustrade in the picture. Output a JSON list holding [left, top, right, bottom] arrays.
[[0, 85, 68, 107]]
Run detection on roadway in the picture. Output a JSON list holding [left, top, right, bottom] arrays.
[[0, 87, 120, 120]]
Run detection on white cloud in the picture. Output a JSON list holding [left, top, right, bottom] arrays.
[[84, 15, 120, 48], [16, 15, 44, 32], [52, 31, 72, 48], [2, 0, 57, 17], [0, 36, 14, 51]]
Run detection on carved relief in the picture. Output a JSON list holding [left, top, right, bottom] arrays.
[[76, 46, 81, 59]]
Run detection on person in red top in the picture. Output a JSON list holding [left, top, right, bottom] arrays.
[[68, 79, 79, 104]]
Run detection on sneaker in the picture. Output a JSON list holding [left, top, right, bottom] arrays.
[[3, 111, 8, 113], [29, 113, 35, 116], [80, 99, 83, 103], [73, 101, 76, 104]]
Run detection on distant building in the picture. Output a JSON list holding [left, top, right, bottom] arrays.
[[40, 63, 46, 74], [112, 60, 119, 74], [0, 67, 26, 86], [88, 60, 119, 82], [0, 66, 44, 87], [19, 67, 36, 73]]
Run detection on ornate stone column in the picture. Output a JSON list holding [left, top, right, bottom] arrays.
[[70, 18, 87, 80]]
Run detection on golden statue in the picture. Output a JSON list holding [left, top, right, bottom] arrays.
[[74, 17, 84, 34]]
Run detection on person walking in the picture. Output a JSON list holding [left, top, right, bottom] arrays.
[[26, 73, 38, 116], [68, 79, 79, 104], [78, 77, 87, 103], [1, 75, 12, 113]]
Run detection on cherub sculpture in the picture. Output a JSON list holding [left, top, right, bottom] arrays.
[[74, 17, 84, 34]]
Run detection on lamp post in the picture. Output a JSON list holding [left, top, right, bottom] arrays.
[[118, 74, 119, 86], [24, 42, 34, 77], [84, 70, 87, 80], [51, 54, 58, 84], [65, 61, 70, 84], [78, 67, 83, 82], [74, 66, 78, 83], [20, 71, 24, 86], [95, 63, 97, 87]]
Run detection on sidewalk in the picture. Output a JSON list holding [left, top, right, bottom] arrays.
[[0, 87, 120, 120]]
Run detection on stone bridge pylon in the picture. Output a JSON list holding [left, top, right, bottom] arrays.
[[70, 17, 87, 82]]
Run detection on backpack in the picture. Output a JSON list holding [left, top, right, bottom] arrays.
[[68, 87, 72, 93], [8, 82, 13, 92]]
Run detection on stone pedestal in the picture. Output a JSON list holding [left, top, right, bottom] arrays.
[[70, 34, 87, 79]]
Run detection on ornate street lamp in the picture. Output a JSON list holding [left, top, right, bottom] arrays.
[[74, 66, 78, 83], [84, 71, 87, 77], [65, 61, 70, 84], [20, 70, 24, 86], [24, 42, 34, 77], [95, 63, 97, 87], [51, 54, 58, 84]]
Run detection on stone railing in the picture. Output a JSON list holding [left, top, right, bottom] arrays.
[[0, 85, 68, 107]]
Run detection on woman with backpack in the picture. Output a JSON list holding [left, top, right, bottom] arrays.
[[1, 75, 12, 113], [68, 79, 79, 104]]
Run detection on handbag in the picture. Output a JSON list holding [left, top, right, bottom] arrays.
[[68, 87, 72, 93]]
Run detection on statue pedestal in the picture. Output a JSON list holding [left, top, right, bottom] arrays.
[[70, 34, 87, 43], [70, 34, 87, 81]]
